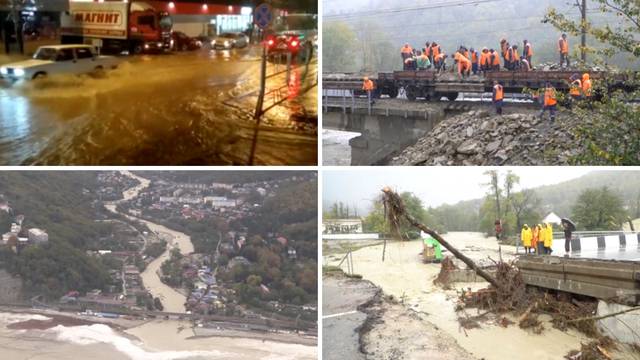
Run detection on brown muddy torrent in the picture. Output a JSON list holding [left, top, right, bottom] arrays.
[[0, 52, 317, 165], [380, 187, 636, 360]]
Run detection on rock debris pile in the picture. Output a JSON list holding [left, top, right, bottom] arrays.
[[391, 110, 583, 166]]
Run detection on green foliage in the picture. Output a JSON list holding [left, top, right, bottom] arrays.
[[545, 2, 640, 164], [570, 85, 640, 165], [12, 242, 109, 298], [572, 187, 627, 230], [363, 192, 444, 236], [323, 22, 358, 72], [545, 1, 640, 58], [143, 239, 167, 259], [0, 172, 111, 249], [324, 201, 359, 219]]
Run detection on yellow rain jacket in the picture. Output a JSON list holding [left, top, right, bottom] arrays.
[[544, 223, 553, 247], [521, 226, 533, 247]]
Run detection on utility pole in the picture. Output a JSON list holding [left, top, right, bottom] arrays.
[[578, 0, 587, 62]]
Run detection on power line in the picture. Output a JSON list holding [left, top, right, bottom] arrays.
[[324, 0, 504, 20]]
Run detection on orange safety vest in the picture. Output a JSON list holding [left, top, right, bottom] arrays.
[[471, 51, 478, 64], [362, 79, 375, 91], [491, 52, 500, 66], [401, 45, 413, 54], [558, 38, 568, 54], [458, 54, 471, 72], [480, 52, 488, 66], [500, 41, 508, 56], [494, 84, 504, 101], [524, 43, 533, 57], [544, 87, 558, 106], [431, 45, 440, 59], [424, 47, 431, 57], [512, 49, 520, 61], [570, 79, 582, 96], [582, 79, 592, 97]]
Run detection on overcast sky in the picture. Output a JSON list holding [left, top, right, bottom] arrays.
[[323, 167, 598, 213]]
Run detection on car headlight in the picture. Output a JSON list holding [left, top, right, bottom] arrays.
[[0, 67, 7, 75], [14, 68, 25, 77]]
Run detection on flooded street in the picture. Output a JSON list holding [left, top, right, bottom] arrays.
[[326, 233, 591, 360], [0, 48, 317, 165]]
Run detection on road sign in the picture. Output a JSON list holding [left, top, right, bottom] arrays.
[[254, 3, 273, 29]]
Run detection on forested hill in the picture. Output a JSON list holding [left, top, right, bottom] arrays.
[[323, 0, 638, 71], [534, 171, 640, 217], [0, 172, 110, 249], [134, 171, 315, 184], [0, 172, 111, 299], [432, 170, 640, 231]]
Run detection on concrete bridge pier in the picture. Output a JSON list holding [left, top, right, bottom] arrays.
[[324, 106, 445, 165]]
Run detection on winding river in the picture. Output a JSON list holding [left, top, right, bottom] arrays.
[[104, 170, 193, 313]]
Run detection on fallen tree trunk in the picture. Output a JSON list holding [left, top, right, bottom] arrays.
[[382, 187, 499, 288]]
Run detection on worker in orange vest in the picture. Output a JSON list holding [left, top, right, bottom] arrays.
[[401, 43, 413, 61], [362, 76, 375, 105], [424, 42, 432, 68], [492, 81, 504, 115], [455, 51, 471, 78], [470, 48, 479, 75], [569, 74, 582, 102], [511, 45, 520, 70], [523, 40, 533, 66], [430, 42, 441, 61], [500, 38, 508, 65], [489, 48, 500, 71], [558, 34, 570, 68], [582, 73, 592, 98], [480, 47, 490, 74], [539, 82, 558, 122]]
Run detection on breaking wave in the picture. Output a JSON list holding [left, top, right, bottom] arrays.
[[0, 312, 51, 324], [49, 324, 226, 360]]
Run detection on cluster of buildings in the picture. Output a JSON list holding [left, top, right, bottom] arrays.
[[1, 217, 49, 251]]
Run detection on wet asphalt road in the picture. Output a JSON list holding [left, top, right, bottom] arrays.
[[323, 276, 378, 360], [0, 47, 317, 165]]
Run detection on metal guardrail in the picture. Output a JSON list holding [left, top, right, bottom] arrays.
[[516, 256, 640, 305]]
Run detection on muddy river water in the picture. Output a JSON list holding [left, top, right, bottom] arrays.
[[329, 232, 593, 360], [0, 49, 317, 165]]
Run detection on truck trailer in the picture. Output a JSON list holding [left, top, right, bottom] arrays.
[[60, 1, 173, 54]]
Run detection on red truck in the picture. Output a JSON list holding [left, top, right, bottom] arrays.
[[60, 1, 172, 54]]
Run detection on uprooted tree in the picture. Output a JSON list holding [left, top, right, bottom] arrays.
[[380, 186, 499, 288]]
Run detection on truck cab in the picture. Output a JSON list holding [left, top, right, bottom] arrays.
[[60, 1, 172, 55]]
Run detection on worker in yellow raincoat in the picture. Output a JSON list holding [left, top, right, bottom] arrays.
[[532, 224, 542, 254], [543, 223, 553, 255], [521, 224, 533, 254]]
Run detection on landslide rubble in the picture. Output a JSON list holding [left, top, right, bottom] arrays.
[[390, 110, 583, 166]]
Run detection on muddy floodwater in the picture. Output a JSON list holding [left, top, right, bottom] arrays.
[[326, 233, 595, 360], [0, 48, 317, 165]]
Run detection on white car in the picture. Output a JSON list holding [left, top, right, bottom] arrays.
[[0, 44, 119, 81], [211, 33, 249, 50]]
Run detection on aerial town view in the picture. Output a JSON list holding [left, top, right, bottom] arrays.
[[0, 170, 317, 359], [0, 0, 318, 165], [323, 168, 640, 360]]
